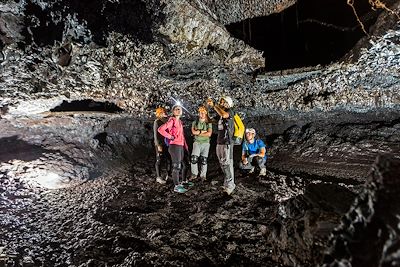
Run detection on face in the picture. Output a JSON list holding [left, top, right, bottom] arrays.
[[245, 132, 255, 141], [173, 106, 182, 116], [199, 111, 207, 120], [218, 98, 229, 109]]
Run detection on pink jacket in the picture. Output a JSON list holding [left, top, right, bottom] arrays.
[[158, 117, 188, 150]]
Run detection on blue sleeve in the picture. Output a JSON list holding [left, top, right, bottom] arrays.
[[257, 139, 266, 148], [242, 142, 247, 152]]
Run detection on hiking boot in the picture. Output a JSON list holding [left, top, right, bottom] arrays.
[[225, 185, 236, 195], [259, 168, 267, 176], [174, 185, 187, 193], [249, 167, 255, 174], [182, 181, 195, 187], [156, 177, 166, 184]]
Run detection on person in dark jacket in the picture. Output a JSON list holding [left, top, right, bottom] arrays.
[[153, 107, 171, 184], [206, 96, 236, 195]]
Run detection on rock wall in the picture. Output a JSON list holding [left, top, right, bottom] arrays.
[[323, 155, 400, 267]]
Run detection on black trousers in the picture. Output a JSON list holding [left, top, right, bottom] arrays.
[[155, 145, 172, 179]]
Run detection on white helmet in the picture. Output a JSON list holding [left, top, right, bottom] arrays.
[[221, 96, 233, 108]]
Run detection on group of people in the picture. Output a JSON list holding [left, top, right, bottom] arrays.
[[153, 95, 268, 195]]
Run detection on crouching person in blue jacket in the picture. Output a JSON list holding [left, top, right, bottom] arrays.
[[239, 128, 267, 176]]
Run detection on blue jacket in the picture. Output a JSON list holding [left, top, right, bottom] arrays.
[[242, 139, 267, 160]]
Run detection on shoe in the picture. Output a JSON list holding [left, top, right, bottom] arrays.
[[174, 185, 187, 193], [156, 177, 166, 184], [189, 175, 197, 181], [225, 185, 236, 195], [200, 176, 207, 181], [259, 168, 267, 176], [182, 181, 195, 187], [249, 167, 255, 174]]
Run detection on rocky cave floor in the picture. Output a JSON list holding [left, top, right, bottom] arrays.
[[1, 108, 400, 267], [0, 157, 358, 267]]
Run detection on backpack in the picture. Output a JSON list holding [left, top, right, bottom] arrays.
[[232, 113, 245, 145], [164, 118, 176, 147]]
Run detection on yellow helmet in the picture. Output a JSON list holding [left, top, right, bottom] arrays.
[[198, 105, 208, 114], [155, 107, 166, 118]]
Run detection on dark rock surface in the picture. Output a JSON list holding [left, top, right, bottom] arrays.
[[323, 155, 400, 267], [1, 109, 400, 266]]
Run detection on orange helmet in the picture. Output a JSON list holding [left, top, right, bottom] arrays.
[[198, 105, 208, 114], [155, 107, 166, 118]]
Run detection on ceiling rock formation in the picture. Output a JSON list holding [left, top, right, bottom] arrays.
[[0, 0, 398, 117], [189, 0, 297, 24]]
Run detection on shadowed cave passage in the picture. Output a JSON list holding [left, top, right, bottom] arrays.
[[50, 99, 124, 113], [226, 0, 381, 71]]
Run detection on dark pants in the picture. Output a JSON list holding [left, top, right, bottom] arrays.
[[169, 144, 187, 186], [239, 156, 266, 171], [155, 145, 171, 178]]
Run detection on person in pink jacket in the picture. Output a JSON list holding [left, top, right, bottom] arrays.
[[158, 104, 190, 193]]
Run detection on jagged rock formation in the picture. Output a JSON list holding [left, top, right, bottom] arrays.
[[0, 0, 398, 117], [323, 155, 400, 267], [189, 0, 297, 24]]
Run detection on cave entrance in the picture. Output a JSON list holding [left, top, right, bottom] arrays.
[[50, 100, 124, 113], [225, 0, 381, 71]]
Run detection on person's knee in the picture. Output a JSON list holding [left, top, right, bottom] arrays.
[[191, 155, 199, 164], [239, 161, 246, 169], [199, 156, 207, 165], [254, 156, 264, 166], [172, 162, 182, 171]]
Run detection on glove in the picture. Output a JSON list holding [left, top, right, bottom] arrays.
[[248, 154, 256, 160]]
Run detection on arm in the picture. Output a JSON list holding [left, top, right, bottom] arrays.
[[242, 143, 248, 163], [258, 147, 266, 158], [242, 151, 248, 163], [154, 121, 161, 146], [158, 118, 174, 139], [198, 123, 212, 137], [199, 127, 212, 137], [257, 140, 267, 157], [206, 98, 229, 119], [191, 124, 199, 136], [213, 104, 230, 119]]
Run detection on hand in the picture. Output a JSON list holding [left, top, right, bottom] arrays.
[[157, 145, 163, 152], [170, 136, 175, 141], [243, 158, 248, 165]]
